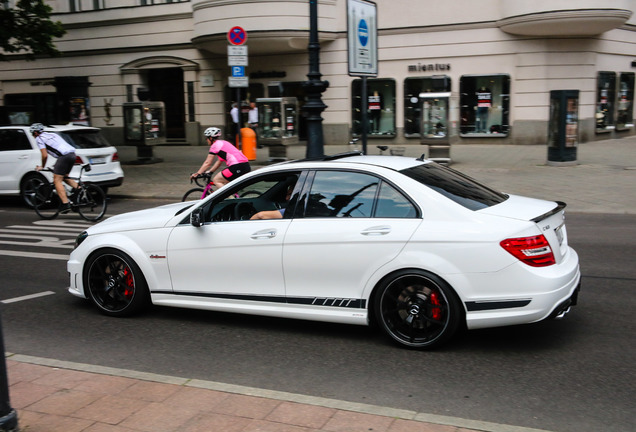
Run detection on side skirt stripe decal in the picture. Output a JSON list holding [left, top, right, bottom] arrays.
[[151, 291, 367, 309]]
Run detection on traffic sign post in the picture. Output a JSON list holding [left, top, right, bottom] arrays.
[[227, 26, 249, 148], [347, 0, 378, 155]]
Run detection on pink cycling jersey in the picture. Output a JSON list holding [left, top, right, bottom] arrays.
[[209, 140, 248, 166]]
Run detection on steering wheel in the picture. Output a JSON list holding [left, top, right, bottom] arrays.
[[234, 202, 257, 220]]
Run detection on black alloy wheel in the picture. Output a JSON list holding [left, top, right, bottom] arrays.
[[21, 173, 47, 208], [85, 249, 149, 317], [374, 270, 462, 349]]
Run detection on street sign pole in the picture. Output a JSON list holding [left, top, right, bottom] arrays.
[[347, 0, 377, 155], [228, 28, 248, 148]]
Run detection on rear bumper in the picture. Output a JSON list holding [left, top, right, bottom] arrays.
[[88, 176, 124, 189]]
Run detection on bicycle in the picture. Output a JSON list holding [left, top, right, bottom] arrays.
[[32, 164, 108, 221], [182, 172, 216, 202]]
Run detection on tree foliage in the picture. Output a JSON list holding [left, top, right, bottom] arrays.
[[0, 0, 66, 60]]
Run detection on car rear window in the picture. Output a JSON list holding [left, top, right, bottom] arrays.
[[400, 163, 508, 210], [55, 131, 111, 149]]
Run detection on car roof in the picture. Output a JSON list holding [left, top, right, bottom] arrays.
[[0, 124, 100, 132], [271, 152, 430, 172]]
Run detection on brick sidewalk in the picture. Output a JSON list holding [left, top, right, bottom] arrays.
[[7, 355, 516, 432]]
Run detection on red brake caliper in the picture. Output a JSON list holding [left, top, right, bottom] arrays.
[[430, 291, 442, 321], [123, 268, 134, 299]]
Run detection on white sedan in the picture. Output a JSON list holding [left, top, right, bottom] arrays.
[[68, 153, 580, 349]]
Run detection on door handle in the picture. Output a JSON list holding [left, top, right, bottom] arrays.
[[251, 229, 277, 239], [18, 155, 30, 159], [361, 225, 391, 236]]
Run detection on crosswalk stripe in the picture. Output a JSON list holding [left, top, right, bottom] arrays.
[[0, 250, 69, 260]]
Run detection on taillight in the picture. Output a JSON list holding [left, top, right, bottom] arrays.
[[112, 152, 119, 162], [500, 234, 556, 267], [74, 156, 83, 165]]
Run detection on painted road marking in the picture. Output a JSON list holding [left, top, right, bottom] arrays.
[[2, 291, 55, 304]]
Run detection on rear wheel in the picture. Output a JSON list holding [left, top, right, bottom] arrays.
[[85, 249, 149, 317], [182, 188, 206, 202], [374, 270, 462, 349], [33, 183, 61, 219], [77, 184, 107, 221]]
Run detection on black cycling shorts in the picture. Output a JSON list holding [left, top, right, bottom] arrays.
[[53, 153, 76, 176], [221, 162, 251, 181]]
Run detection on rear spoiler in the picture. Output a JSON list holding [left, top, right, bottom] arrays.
[[531, 201, 566, 223]]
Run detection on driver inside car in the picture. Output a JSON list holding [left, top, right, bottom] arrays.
[[251, 184, 294, 220]]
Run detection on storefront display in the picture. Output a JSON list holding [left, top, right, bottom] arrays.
[[616, 72, 635, 130], [256, 97, 299, 145], [404, 76, 451, 137], [459, 75, 510, 136], [351, 79, 396, 137], [596, 72, 617, 132]]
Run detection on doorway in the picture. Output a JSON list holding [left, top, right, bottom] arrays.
[[148, 68, 185, 139]]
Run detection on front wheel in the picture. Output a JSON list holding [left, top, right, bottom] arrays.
[[33, 183, 61, 219], [77, 184, 107, 221], [374, 270, 462, 349], [85, 249, 150, 317], [182, 188, 206, 202], [21, 173, 48, 208]]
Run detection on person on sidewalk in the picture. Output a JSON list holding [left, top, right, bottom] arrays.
[[30, 123, 79, 214], [190, 127, 251, 188]]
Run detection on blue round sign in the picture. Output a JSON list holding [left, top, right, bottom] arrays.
[[358, 19, 369, 46]]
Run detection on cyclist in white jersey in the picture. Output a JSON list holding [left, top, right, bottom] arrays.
[[30, 123, 79, 213]]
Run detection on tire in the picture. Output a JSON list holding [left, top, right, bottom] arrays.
[[33, 182, 61, 220], [374, 270, 462, 349], [182, 188, 205, 202], [20, 173, 48, 208], [84, 249, 150, 317], [77, 184, 107, 222]]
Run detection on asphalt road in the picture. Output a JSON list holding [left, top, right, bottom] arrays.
[[0, 197, 634, 432]]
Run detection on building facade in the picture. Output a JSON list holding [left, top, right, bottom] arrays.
[[1, 0, 635, 148]]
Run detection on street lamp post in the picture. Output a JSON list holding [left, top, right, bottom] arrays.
[[303, 0, 329, 159]]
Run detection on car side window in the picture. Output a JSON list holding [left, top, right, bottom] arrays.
[[0, 129, 32, 151], [305, 171, 379, 218], [375, 182, 417, 218], [205, 172, 300, 222]]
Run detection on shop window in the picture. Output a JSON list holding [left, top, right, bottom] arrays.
[[352, 79, 396, 137], [404, 76, 450, 137], [617, 72, 635, 130], [596, 72, 617, 132], [459, 75, 510, 136], [224, 84, 264, 140]]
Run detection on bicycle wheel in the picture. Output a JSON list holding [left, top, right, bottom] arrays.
[[182, 188, 206, 202], [77, 184, 107, 222], [33, 183, 61, 219]]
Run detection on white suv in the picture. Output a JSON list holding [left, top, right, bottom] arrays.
[[0, 124, 124, 206]]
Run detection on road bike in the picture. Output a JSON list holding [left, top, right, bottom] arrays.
[[32, 164, 107, 221], [182, 172, 216, 202]]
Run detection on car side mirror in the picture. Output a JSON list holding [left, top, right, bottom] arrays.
[[191, 207, 204, 227]]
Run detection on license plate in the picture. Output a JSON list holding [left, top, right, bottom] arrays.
[[555, 224, 564, 246], [89, 157, 106, 164]]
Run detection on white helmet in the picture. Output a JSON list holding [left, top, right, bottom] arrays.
[[204, 127, 222, 138], [29, 123, 45, 134]]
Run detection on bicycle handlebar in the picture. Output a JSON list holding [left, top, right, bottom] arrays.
[[191, 172, 213, 187]]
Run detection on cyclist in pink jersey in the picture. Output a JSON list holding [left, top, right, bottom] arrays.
[[190, 127, 251, 187]]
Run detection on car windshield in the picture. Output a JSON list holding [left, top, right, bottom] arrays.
[[55, 131, 111, 149], [400, 163, 508, 210]]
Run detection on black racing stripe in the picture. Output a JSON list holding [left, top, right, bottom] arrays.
[[151, 291, 366, 309], [465, 299, 531, 311]]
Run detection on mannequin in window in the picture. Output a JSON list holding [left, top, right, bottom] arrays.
[[476, 86, 492, 133], [368, 90, 383, 133]]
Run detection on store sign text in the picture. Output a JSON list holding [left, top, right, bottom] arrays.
[[408, 63, 451, 72]]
